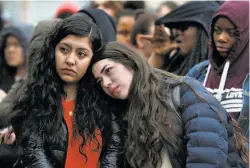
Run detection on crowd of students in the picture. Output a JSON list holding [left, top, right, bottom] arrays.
[[0, 1, 248, 168]]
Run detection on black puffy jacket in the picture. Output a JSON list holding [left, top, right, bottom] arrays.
[[14, 114, 125, 168]]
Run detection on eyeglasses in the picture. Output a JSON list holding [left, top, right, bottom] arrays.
[[172, 23, 193, 32], [169, 23, 195, 40]]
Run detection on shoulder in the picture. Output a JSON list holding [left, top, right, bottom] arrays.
[[178, 77, 228, 125], [191, 60, 209, 71], [180, 77, 212, 102], [186, 60, 209, 78]]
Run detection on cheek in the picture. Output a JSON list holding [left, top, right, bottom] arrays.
[[4, 48, 8, 55], [18, 49, 24, 60], [55, 53, 63, 70], [229, 37, 236, 48], [121, 70, 133, 88], [77, 58, 93, 75], [55, 50, 64, 63], [213, 33, 218, 42], [185, 28, 197, 42], [183, 33, 197, 53]]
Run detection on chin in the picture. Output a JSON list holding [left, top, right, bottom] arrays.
[[177, 49, 187, 57], [219, 53, 228, 58], [60, 76, 77, 83], [118, 96, 128, 100], [118, 93, 129, 100], [7, 63, 18, 67], [112, 94, 128, 100]]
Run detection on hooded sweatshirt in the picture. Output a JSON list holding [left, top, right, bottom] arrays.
[[0, 22, 33, 92], [155, 1, 220, 75], [77, 8, 116, 44], [204, 1, 249, 119]]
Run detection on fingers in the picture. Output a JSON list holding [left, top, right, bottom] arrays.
[[0, 128, 16, 144], [153, 24, 171, 45], [153, 41, 178, 56], [142, 35, 153, 41], [0, 128, 9, 134], [4, 132, 16, 145]]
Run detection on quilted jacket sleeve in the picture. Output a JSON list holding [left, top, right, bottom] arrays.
[[15, 118, 53, 168], [179, 77, 228, 168]]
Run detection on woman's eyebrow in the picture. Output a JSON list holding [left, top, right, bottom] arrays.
[[101, 65, 108, 74], [59, 42, 71, 48]]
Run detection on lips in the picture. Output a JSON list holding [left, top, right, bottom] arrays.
[[216, 46, 229, 53], [110, 86, 120, 94], [61, 68, 76, 75]]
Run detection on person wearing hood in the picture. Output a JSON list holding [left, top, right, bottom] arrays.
[[187, 1, 249, 165], [77, 8, 116, 44], [149, 1, 220, 75], [0, 22, 33, 96], [0, 19, 59, 168], [0, 19, 61, 128]]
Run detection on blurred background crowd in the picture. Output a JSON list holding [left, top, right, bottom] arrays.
[[1, 0, 184, 26]]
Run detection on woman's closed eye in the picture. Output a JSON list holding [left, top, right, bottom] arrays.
[[105, 67, 113, 74]]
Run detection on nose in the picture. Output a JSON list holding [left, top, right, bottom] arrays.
[[102, 77, 112, 88], [216, 32, 229, 43], [6, 45, 15, 52], [172, 28, 182, 40], [65, 52, 75, 66]]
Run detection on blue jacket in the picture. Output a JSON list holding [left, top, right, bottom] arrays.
[[187, 61, 248, 167], [186, 60, 249, 138], [180, 77, 247, 168], [177, 77, 228, 167]]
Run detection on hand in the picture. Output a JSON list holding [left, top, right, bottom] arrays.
[[0, 89, 7, 102], [0, 127, 16, 145], [151, 24, 178, 56]]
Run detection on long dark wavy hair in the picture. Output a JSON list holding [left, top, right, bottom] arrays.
[[10, 15, 108, 159], [91, 41, 187, 167]]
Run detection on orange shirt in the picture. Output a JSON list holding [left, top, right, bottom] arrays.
[[62, 99, 102, 168]]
